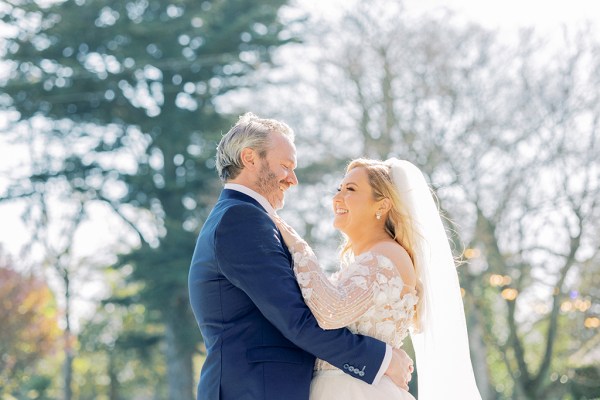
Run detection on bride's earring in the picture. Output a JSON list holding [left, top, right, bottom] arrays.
[[376, 211, 382, 220]]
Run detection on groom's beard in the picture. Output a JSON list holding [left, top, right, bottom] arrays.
[[256, 161, 283, 209]]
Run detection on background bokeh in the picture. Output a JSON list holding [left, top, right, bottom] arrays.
[[1, 0, 599, 399]]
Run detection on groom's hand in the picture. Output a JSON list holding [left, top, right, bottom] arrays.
[[384, 348, 413, 391]]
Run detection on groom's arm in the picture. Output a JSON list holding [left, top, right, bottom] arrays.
[[216, 203, 388, 384]]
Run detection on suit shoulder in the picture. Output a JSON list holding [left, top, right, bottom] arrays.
[[221, 200, 269, 219], [217, 201, 274, 232]]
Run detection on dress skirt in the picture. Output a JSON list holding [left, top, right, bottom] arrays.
[[310, 369, 416, 400]]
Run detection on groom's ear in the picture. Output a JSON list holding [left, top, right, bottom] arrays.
[[240, 147, 257, 170]]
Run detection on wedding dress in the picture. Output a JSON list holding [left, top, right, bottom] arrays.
[[287, 237, 418, 400]]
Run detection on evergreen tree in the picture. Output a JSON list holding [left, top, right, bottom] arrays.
[[2, 0, 295, 397]]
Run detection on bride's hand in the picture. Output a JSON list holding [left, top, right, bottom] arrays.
[[271, 215, 304, 249]]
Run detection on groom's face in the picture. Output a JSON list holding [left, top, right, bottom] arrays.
[[254, 133, 298, 210]]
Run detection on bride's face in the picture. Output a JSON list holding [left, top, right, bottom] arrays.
[[332, 167, 379, 234]]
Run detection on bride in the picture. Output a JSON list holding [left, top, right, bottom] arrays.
[[272, 158, 482, 399]]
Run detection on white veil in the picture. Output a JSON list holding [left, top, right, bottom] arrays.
[[386, 158, 481, 400]]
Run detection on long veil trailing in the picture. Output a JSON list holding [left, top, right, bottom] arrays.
[[386, 159, 482, 400]]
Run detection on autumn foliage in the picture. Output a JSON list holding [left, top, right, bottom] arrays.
[[0, 265, 60, 390]]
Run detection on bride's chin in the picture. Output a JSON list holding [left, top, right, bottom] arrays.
[[333, 220, 347, 232]]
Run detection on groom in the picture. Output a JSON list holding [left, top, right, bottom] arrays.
[[188, 113, 413, 400]]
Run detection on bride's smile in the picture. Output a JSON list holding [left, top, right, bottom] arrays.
[[332, 167, 384, 237]]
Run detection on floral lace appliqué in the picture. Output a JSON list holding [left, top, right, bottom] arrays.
[[288, 240, 418, 372]]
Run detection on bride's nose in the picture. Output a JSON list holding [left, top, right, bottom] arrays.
[[332, 192, 344, 208]]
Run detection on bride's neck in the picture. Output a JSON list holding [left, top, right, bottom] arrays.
[[348, 229, 391, 255]]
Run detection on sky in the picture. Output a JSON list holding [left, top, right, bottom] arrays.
[[407, 0, 596, 28], [302, 0, 598, 31]]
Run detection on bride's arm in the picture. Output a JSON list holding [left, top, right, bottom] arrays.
[[273, 216, 387, 330]]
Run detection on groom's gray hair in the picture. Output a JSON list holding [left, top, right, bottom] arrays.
[[216, 112, 295, 182]]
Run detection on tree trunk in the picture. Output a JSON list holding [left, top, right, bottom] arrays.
[[165, 312, 194, 400], [63, 348, 73, 400], [467, 303, 494, 400], [63, 275, 73, 400], [108, 351, 119, 400]]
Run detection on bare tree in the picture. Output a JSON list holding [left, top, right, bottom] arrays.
[[297, 3, 499, 397], [238, 2, 600, 399]]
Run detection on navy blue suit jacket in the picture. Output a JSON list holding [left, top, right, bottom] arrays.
[[189, 189, 386, 400]]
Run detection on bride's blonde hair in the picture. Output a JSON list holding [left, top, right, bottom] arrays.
[[340, 158, 423, 329]]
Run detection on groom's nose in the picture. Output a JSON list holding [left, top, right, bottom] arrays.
[[287, 170, 298, 186]]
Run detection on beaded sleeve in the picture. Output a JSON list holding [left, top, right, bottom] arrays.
[[288, 239, 415, 332]]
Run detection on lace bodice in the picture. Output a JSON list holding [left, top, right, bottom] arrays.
[[288, 239, 418, 371]]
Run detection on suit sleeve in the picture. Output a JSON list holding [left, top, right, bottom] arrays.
[[215, 203, 386, 384]]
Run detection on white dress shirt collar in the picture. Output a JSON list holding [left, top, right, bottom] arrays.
[[224, 183, 276, 216]]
